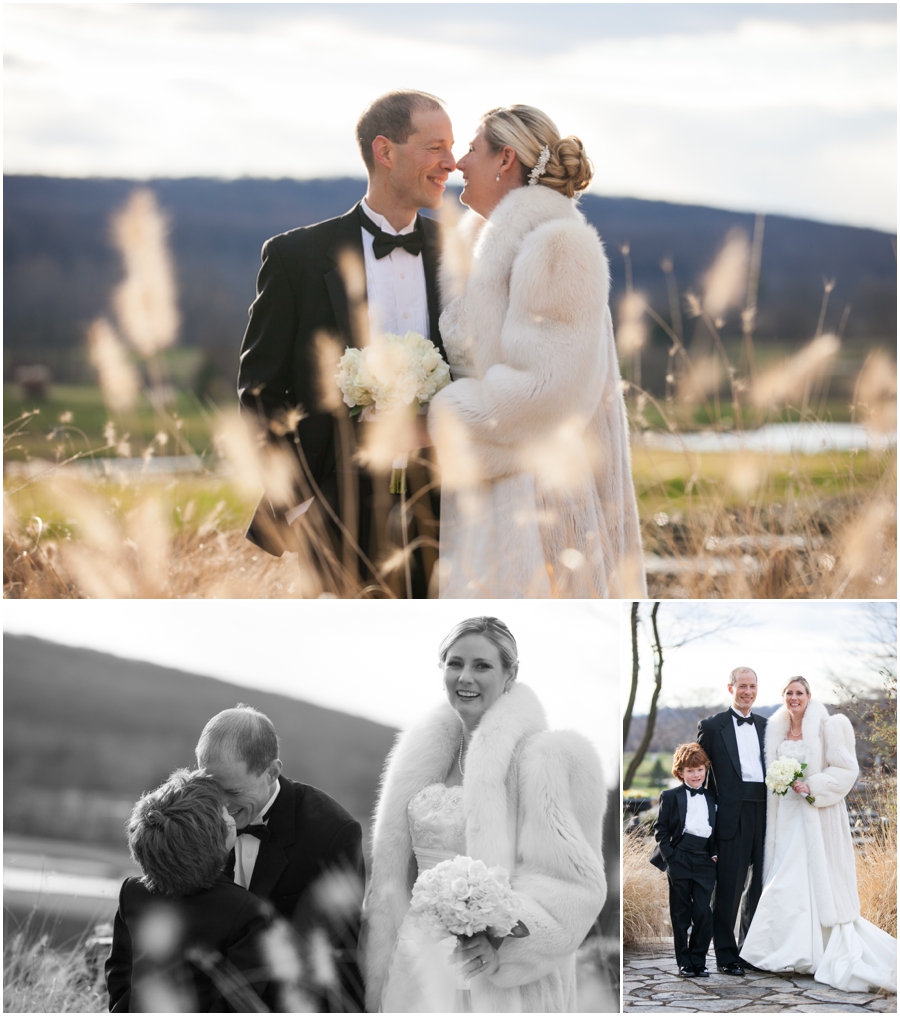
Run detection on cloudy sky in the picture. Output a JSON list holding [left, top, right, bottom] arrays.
[[3, 599, 621, 777], [625, 600, 897, 714], [4, 3, 896, 230]]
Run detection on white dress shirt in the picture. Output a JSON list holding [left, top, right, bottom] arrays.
[[732, 708, 765, 782], [360, 197, 430, 340], [683, 787, 713, 838], [233, 780, 281, 890]]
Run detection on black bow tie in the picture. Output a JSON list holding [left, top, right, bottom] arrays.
[[236, 823, 270, 842], [686, 786, 705, 797], [735, 714, 754, 726], [359, 206, 424, 259]]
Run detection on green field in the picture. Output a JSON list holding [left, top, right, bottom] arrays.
[[623, 752, 675, 794], [4, 383, 222, 462]]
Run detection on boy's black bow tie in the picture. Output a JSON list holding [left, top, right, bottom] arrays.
[[686, 786, 705, 797], [359, 206, 424, 259]]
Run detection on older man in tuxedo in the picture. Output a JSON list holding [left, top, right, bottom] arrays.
[[697, 667, 767, 976], [197, 704, 365, 1012], [238, 90, 455, 596]]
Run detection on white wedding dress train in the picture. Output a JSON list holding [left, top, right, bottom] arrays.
[[740, 740, 896, 993]]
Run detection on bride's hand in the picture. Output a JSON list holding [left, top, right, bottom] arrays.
[[454, 932, 499, 978], [792, 780, 810, 795]]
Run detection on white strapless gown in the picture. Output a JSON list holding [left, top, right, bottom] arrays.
[[381, 784, 517, 1013], [740, 739, 897, 993]]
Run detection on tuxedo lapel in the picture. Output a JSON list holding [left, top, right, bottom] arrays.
[[324, 205, 366, 348], [248, 776, 296, 900], [754, 715, 766, 773], [720, 712, 742, 782], [420, 215, 446, 359], [676, 785, 687, 835], [706, 793, 716, 830]]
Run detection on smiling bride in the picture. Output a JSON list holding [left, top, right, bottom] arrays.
[[362, 616, 607, 1013]]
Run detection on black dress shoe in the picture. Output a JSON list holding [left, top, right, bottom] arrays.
[[679, 966, 699, 978], [717, 962, 745, 976], [694, 967, 709, 977]]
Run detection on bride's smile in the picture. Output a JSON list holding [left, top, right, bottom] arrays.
[[442, 632, 513, 731]]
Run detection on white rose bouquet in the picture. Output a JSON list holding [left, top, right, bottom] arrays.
[[335, 331, 451, 493], [766, 756, 815, 803], [409, 855, 530, 950]]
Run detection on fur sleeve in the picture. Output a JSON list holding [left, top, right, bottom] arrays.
[[429, 219, 611, 482], [484, 731, 607, 990], [805, 714, 859, 807]]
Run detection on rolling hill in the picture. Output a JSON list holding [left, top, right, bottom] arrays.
[[3, 633, 397, 843], [4, 175, 895, 392]]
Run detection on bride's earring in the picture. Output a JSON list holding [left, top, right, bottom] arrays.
[[495, 173, 501, 182]]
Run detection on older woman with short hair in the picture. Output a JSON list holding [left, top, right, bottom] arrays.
[[106, 769, 274, 1013], [740, 678, 896, 992], [363, 616, 607, 1012]]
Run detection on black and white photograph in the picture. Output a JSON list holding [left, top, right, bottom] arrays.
[[4, 599, 620, 1012], [622, 600, 897, 1013]]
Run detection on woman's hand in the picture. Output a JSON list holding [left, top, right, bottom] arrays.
[[792, 780, 811, 796], [454, 932, 500, 979]]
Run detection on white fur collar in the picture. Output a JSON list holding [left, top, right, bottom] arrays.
[[474, 185, 584, 261]]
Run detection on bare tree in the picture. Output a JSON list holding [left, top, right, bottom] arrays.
[[623, 602, 746, 791]]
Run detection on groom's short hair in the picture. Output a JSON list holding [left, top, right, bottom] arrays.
[[195, 703, 280, 776], [356, 90, 445, 171], [128, 768, 228, 897]]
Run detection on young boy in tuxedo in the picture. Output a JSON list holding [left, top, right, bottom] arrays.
[[106, 769, 275, 1012], [649, 742, 717, 978]]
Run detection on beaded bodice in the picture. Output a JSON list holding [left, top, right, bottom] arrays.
[[407, 783, 466, 872]]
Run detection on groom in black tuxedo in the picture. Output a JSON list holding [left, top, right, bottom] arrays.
[[197, 704, 366, 1012], [237, 90, 454, 596], [697, 667, 767, 976]]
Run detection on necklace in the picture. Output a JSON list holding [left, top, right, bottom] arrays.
[[788, 723, 803, 740], [457, 735, 466, 778]]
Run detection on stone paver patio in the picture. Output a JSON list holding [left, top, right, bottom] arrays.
[[624, 943, 896, 1013]]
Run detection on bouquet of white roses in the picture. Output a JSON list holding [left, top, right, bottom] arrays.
[[335, 331, 450, 493], [409, 855, 529, 947], [766, 756, 815, 802]]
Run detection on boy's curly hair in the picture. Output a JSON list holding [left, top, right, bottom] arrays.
[[671, 742, 711, 781]]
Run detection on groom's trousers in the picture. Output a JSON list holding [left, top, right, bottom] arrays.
[[712, 788, 765, 966]]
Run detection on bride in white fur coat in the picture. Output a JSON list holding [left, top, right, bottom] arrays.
[[428, 105, 645, 599], [362, 617, 607, 1013], [740, 678, 896, 992]]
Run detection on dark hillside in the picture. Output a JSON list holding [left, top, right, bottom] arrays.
[[3, 633, 396, 842], [5, 175, 895, 389]]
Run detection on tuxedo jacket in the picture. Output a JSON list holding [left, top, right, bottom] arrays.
[[240, 776, 365, 1012], [650, 785, 717, 872], [697, 709, 767, 842], [105, 876, 274, 1013], [237, 204, 444, 558]]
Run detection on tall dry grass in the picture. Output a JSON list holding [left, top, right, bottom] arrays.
[[855, 783, 897, 938], [622, 830, 669, 947], [3, 191, 896, 598], [3, 928, 106, 1014], [627, 225, 896, 600]]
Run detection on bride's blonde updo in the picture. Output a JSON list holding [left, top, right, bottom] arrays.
[[480, 105, 593, 198]]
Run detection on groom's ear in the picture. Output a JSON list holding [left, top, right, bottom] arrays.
[[371, 135, 394, 171], [267, 759, 284, 782]]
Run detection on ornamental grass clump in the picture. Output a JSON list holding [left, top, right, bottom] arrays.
[[622, 830, 669, 947]]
